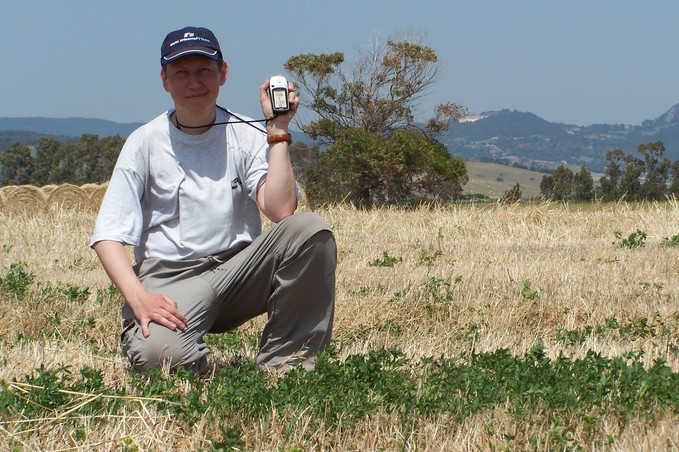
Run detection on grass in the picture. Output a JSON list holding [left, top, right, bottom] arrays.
[[463, 161, 550, 199], [1, 198, 678, 450]]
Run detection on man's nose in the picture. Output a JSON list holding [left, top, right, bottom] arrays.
[[187, 73, 202, 87]]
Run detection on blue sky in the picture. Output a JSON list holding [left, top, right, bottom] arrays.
[[1, 1, 678, 127]]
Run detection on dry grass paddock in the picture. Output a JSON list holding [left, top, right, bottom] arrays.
[[0, 186, 677, 450]]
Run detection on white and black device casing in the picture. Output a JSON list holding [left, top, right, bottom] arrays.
[[269, 76, 289, 113]]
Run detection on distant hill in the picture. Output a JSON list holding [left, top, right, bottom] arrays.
[[0, 117, 308, 149], [440, 104, 679, 173], [0, 130, 74, 152], [0, 117, 142, 139]]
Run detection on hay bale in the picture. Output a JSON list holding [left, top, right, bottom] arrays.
[[47, 184, 89, 210], [4, 185, 47, 213], [88, 183, 109, 211], [81, 183, 101, 196], [0, 185, 17, 199], [41, 185, 59, 196]]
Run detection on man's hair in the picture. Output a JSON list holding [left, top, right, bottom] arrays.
[[161, 57, 225, 74]]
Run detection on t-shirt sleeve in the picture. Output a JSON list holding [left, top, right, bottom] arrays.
[[90, 166, 145, 248]]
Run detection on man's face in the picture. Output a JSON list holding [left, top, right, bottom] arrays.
[[160, 54, 228, 114]]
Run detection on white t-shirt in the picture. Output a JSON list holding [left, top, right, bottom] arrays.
[[91, 108, 269, 263]]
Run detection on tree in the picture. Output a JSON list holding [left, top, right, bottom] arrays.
[[0, 134, 124, 187], [604, 148, 625, 189], [46, 134, 115, 185], [596, 142, 675, 202], [49, 140, 79, 184], [286, 36, 466, 141], [668, 160, 679, 198], [572, 165, 594, 201], [89, 135, 124, 183], [0, 143, 33, 185], [75, 133, 103, 184], [539, 174, 555, 200], [638, 141, 670, 201], [595, 176, 616, 202], [619, 154, 644, 201], [499, 183, 521, 204], [596, 148, 625, 201], [30, 137, 61, 186], [302, 128, 384, 205], [301, 128, 467, 206], [552, 165, 574, 201], [285, 32, 468, 205]]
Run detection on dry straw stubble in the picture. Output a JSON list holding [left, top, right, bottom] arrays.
[[325, 202, 679, 369], [0, 198, 678, 450]]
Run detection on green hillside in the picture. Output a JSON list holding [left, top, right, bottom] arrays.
[[462, 161, 549, 199]]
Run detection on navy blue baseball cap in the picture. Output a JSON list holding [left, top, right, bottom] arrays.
[[160, 26, 223, 66]]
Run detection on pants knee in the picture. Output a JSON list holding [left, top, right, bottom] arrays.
[[122, 323, 207, 373], [307, 229, 337, 264], [282, 212, 332, 237]]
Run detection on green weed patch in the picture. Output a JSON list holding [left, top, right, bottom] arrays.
[[661, 233, 679, 248], [555, 312, 678, 347], [613, 229, 648, 249], [1, 346, 677, 449]]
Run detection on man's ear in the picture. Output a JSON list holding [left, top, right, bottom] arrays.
[[160, 68, 170, 92], [220, 61, 229, 86]]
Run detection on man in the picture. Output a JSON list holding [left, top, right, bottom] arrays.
[[90, 26, 336, 374]]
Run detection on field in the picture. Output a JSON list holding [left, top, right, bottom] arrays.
[[462, 161, 549, 199], [0, 189, 678, 450]]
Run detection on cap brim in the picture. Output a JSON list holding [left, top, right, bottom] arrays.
[[162, 47, 220, 65]]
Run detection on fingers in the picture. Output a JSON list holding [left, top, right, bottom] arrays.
[[141, 320, 151, 338], [259, 79, 271, 106], [288, 87, 299, 111], [135, 294, 187, 338], [155, 296, 187, 332], [260, 78, 298, 121], [163, 295, 188, 326], [286, 81, 298, 110]]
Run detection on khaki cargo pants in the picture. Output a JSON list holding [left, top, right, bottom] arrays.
[[120, 212, 336, 373]]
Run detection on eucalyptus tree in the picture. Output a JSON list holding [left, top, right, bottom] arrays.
[[285, 33, 467, 205]]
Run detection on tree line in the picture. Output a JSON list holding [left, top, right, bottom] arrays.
[[539, 140, 679, 201], [2, 131, 678, 205], [0, 134, 124, 187]]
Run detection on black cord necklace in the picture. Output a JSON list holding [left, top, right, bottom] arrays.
[[173, 106, 273, 135], [174, 114, 214, 131]]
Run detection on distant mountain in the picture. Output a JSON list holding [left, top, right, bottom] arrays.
[[0, 117, 142, 139], [440, 104, 679, 173], [3, 105, 679, 174], [650, 104, 679, 126], [0, 130, 74, 153], [0, 117, 308, 149]]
